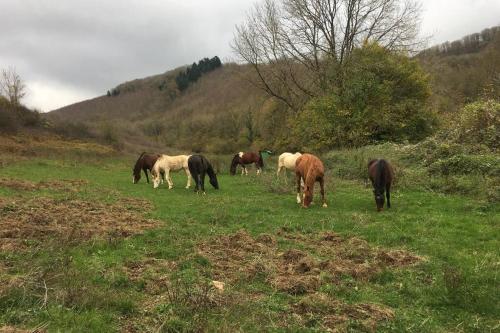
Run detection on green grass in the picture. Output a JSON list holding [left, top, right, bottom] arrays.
[[0, 156, 498, 332]]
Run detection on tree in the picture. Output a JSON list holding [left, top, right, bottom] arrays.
[[289, 43, 434, 149], [232, 0, 423, 111], [0, 67, 26, 106]]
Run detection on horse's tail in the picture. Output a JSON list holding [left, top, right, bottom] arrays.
[[375, 159, 387, 191], [230, 154, 239, 175]]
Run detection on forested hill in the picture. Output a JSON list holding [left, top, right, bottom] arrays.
[[47, 26, 500, 153], [417, 25, 500, 113]]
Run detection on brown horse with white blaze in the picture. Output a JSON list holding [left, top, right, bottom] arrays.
[[230, 151, 265, 175], [295, 154, 327, 208], [368, 159, 394, 211]]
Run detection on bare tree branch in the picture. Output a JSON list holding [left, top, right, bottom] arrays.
[[232, 0, 424, 110]]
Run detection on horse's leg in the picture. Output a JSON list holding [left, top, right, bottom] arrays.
[[245, 166, 249, 175], [185, 168, 191, 189], [201, 171, 206, 194], [166, 169, 173, 189], [320, 177, 327, 208], [296, 174, 302, 204], [386, 182, 391, 208], [241, 165, 244, 176], [143, 167, 149, 183], [276, 165, 282, 177]]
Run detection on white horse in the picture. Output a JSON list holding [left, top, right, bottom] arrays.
[[277, 152, 302, 180], [152, 154, 192, 189]]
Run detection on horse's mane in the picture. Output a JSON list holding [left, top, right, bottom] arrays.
[[206, 159, 216, 178], [133, 152, 146, 175], [374, 159, 387, 193]]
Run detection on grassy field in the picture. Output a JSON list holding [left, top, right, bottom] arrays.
[[0, 153, 498, 332]]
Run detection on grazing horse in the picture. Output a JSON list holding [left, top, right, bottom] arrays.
[[188, 155, 219, 194], [368, 159, 394, 212], [277, 152, 302, 181], [152, 154, 192, 189], [295, 154, 327, 208], [230, 151, 268, 176], [133, 152, 161, 184]]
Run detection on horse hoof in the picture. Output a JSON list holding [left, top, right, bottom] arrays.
[[322, 203, 328, 208], [202, 192, 206, 195]]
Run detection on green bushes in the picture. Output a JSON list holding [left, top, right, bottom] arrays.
[[448, 99, 499, 150], [288, 43, 436, 151]]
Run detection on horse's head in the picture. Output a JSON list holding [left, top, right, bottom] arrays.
[[151, 169, 161, 188], [132, 170, 141, 184], [374, 189, 385, 211], [230, 154, 240, 175], [302, 185, 313, 208], [209, 174, 219, 189]]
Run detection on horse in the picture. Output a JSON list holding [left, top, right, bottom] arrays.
[[368, 159, 394, 211], [132, 152, 161, 184], [295, 153, 327, 208], [229, 151, 268, 176], [188, 155, 219, 194], [151, 154, 192, 189], [277, 152, 302, 181]]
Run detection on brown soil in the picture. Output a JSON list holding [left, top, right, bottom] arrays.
[[0, 196, 159, 251], [0, 178, 88, 192], [197, 229, 424, 330]]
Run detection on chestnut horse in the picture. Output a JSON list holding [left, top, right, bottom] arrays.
[[230, 151, 266, 175], [295, 154, 327, 208], [368, 159, 394, 211], [132, 152, 161, 184]]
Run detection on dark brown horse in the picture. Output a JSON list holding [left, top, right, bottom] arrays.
[[230, 151, 266, 175], [295, 154, 327, 208], [132, 152, 161, 184], [368, 159, 394, 211]]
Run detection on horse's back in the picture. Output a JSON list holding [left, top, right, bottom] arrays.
[[368, 159, 394, 183], [158, 154, 190, 170], [280, 152, 302, 169], [296, 154, 324, 177]]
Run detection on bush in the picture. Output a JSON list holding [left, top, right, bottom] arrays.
[[428, 154, 500, 176], [449, 99, 499, 150], [289, 43, 436, 151]]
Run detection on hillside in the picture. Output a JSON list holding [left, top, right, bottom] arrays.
[[47, 63, 269, 153], [47, 26, 500, 153]]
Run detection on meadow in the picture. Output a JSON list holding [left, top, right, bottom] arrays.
[[0, 150, 498, 332]]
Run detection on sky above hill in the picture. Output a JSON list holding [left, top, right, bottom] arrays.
[[1, 0, 499, 112]]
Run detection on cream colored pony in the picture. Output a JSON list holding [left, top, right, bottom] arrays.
[[152, 154, 192, 189], [277, 152, 302, 180]]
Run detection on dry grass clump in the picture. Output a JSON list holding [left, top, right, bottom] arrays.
[[197, 229, 423, 330], [0, 196, 159, 251]]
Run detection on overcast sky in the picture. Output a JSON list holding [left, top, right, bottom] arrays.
[[1, 0, 499, 112]]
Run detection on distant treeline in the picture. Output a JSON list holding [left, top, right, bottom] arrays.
[[420, 26, 500, 57], [175, 56, 222, 91]]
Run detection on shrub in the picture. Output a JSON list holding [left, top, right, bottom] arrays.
[[428, 154, 500, 176], [449, 99, 499, 150], [289, 43, 436, 150]]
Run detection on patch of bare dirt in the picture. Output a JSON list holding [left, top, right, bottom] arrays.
[[199, 229, 423, 293], [197, 229, 423, 330], [0, 178, 88, 192], [0, 196, 159, 251]]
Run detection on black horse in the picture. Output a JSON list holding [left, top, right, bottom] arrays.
[[368, 159, 394, 211], [188, 155, 219, 194]]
